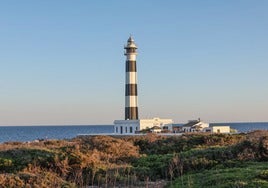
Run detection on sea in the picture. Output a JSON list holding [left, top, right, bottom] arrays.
[[0, 122, 267, 143]]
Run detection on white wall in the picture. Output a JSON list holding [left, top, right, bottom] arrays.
[[114, 118, 173, 134], [182, 127, 192, 132], [140, 118, 173, 131], [211, 126, 230, 133], [114, 120, 139, 134]]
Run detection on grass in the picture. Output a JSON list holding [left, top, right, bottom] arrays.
[[169, 161, 268, 188]]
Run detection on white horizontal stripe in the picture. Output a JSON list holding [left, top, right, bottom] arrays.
[[127, 54, 136, 61], [125, 96, 138, 107], [126, 72, 137, 84]]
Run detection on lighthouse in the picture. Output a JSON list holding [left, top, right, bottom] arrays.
[[124, 36, 138, 120], [114, 36, 173, 134]]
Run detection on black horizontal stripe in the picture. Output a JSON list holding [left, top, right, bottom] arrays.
[[125, 84, 137, 96], [125, 48, 137, 53], [126, 61, 137, 72], [125, 107, 139, 120]]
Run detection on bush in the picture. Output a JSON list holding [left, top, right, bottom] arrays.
[[132, 154, 173, 180], [258, 170, 268, 180]]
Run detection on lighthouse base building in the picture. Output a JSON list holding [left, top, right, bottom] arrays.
[[114, 118, 173, 135]]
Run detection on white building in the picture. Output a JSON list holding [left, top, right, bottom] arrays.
[[182, 120, 209, 133], [181, 119, 231, 134], [204, 126, 230, 133], [114, 118, 173, 134]]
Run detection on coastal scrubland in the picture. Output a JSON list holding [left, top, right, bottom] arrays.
[[0, 131, 268, 187]]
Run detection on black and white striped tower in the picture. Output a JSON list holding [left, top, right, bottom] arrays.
[[125, 36, 138, 120]]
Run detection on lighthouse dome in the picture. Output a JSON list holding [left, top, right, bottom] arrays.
[[128, 36, 134, 42], [125, 36, 137, 49]]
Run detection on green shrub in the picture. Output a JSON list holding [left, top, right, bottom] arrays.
[[258, 170, 268, 180]]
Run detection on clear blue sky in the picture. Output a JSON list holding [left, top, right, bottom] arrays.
[[0, 1, 267, 125]]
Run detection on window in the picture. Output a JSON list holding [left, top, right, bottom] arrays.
[[116, 127, 118, 133], [125, 127, 127, 133], [130, 127, 133, 133]]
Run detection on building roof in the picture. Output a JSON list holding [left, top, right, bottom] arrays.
[[182, 120, 200, 127]]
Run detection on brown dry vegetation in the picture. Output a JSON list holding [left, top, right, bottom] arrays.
[[0, 131, 267, 187]]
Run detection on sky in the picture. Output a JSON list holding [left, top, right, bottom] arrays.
[[0, 1, 268, 125]]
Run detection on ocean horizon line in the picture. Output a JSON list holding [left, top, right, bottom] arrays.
[[0, 124, 114, 127], [1, 121, 268, 127]]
